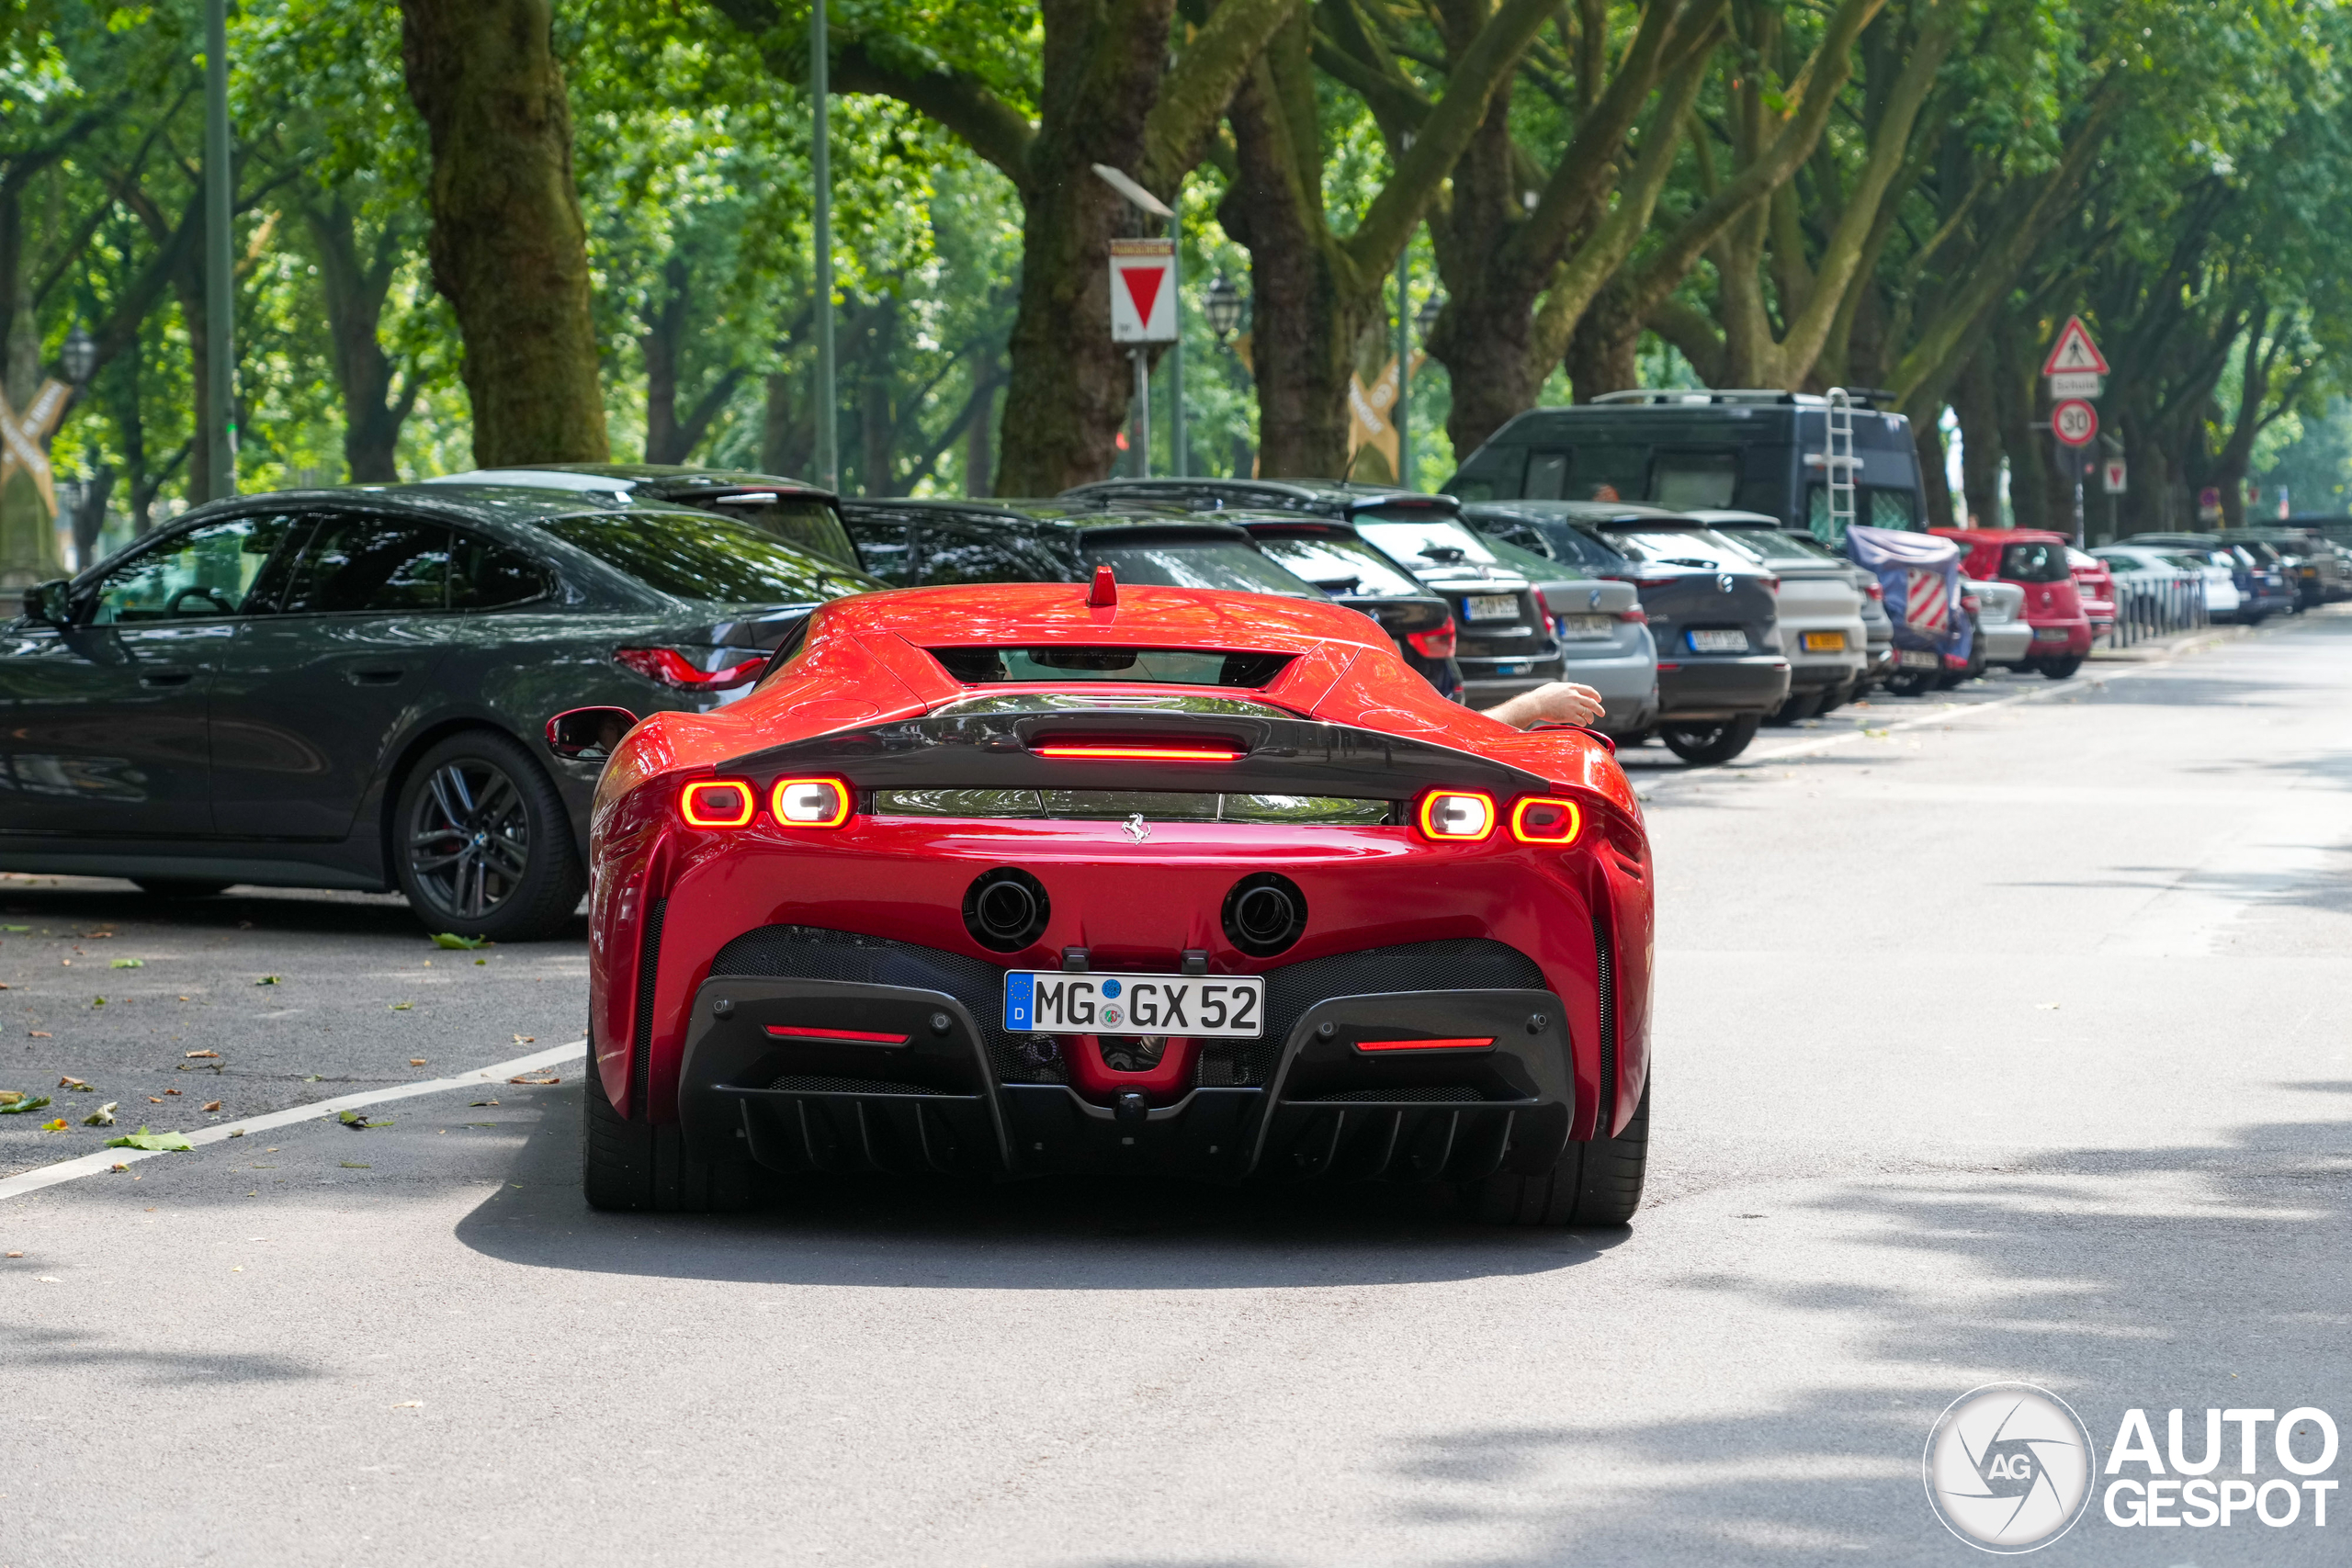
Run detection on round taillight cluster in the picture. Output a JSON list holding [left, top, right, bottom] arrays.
[[1416, 789, 1583, 846], [677, 776, 853, 829]]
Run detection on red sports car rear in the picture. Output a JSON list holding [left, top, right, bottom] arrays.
[[577, 576, 1654, 1224]]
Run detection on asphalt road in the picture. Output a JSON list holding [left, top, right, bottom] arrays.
[[4, 612, 2348, 1565]]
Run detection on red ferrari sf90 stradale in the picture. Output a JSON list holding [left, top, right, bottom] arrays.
[[569, 569, 1654, 1224]]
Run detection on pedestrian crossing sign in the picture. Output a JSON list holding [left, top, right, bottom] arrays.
[[2041, 316, 2109, 377]]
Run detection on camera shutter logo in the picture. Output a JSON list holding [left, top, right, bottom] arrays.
[[1924, 1383, 2097, 1552]]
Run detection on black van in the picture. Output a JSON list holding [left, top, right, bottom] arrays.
[[1444, 389, 1929, 545]]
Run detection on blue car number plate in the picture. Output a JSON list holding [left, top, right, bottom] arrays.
[[1004, 971, 1264, 1038]]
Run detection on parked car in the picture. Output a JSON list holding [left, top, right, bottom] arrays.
[[1442, 387, 1930, 545], [2066, 547, 2117, 643], [1928, 529, 2091, 677], [0, 485, 883, 939], [1464, 529, 1660, 738], [1963, 578, 2033, 672], [1056, 479, 1567, 705], [1680, 510, 1866, 719], [1219, 517, 1465, 699], [2124, 533, 2293, 620], [577, 577, 1655, 1218], [424, 463, 862, 570], [2095, 545, 2231, 623], [2228, 528, 2346, 608], [1461, 501, 1789, 764]]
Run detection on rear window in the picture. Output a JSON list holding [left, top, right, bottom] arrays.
[[542, 509, 877, 604], [1354, 518, 1499, 568], [1653, 452, 1738, 510], [927, 646, 1294, 686], [1998, 543, 2071, 582], [689, 494, 859, 570], [1084, 540, 1317, 596], [1596, 527, 1762, 570], [1250, 535, 1424, 597], [1718, 529, 1842, 567]]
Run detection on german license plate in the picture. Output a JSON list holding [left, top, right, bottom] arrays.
[[1897, 649, 1939, 669], [1004, 971, 1265, 1038], [1557, 614, 1613, 639], [1800, 629, 1847, 652], [2032, 626, 2070, 641], [1464, 594, 1520, 622], [1687, 628, 1747, 653]]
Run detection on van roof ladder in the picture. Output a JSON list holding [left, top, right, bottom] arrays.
[[1826, 387, 1857, 538]]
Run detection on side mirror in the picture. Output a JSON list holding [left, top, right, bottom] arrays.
[[546, 705, 639, 761], [21, 579, 71, 626]]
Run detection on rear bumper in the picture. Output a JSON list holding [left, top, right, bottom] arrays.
[[1553, 642, 1657, 704], [1653, 655, 1791, 719], [1978, 623, 2034, 664], [1460, 651, 1568, 705], [675, 962, 1577, 1182], [2022, 619, 2092, 657]]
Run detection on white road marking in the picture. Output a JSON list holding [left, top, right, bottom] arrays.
[[0, 1039, 586, 1202]]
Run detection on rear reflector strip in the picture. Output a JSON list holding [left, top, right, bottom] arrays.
[[1031, 744, 1242, 761], [763, 1025, 912, 1044], [1351, 1036, 1496, 1053]]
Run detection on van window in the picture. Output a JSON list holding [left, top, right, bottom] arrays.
[[1573, 445, 1649, 502], [1525, 453, 1568, 500], [1866, 489, 1919, 528], [1653, 452, 1738, 510]]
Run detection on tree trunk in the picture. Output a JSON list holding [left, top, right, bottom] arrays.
[[170, 265, 214, 504], [1950, 343, 2002, 527], [642, 255, 686, 464], [963, 358, 998, 496], [1916, 411, 1955, 530], [300, 194, 414, 483], [397, 0, 607, 467], [759, 370, 813, 480]]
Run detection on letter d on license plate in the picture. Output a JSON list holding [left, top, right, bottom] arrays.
[[1004, 971, 1265, 1038]]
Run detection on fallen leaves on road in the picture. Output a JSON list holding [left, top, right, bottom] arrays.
[[227, 1129, 244, 1138], [58, 1077, 89, 1090], [28, 1032, 50, 1038], [201, 1100, 221, 1112], [39, 1118, 66, 1132], [389, 1001, 413, 1011], [90, 996, 105, 1007], [431, 932, 490, 950], [148, 1097, 163, 1103], [512, 1034, 535, 1043], [338, 1110, 390, 1130], [0, 1093, 53, 1114], [108, 1162, 127, 1172], [3, 1250, 17, 1257], [391, 1400, 424, 1408], [339, 1161, 370, 1169], [105, 1127, 193, 1152], [508, 1075, 560, 1086], [109, 958, 142, 969], [254, 976, 280, 987], [162, 1088, 180, 1096], [185, 1050, 220, 1059], [409, 1058, 427, 1067], [469, 1100, 498, 1107], [83, 1102, 116, 1126]]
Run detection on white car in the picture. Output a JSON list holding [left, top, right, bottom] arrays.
[[1686, 511, 1866, 720], [2095, 545, 2236, 619], [1966, 577, 2033, 668]]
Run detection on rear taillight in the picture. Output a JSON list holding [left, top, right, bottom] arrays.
[[679, 779, 756, 829], [616, 647, 766, 690], [1864, 581, 1885, 602], [1510, 796, 1582, 844], [1762, 575, 1780, 592], [1416, 790, 1496, 840], [1407, 617, 1458, 659], [1531, 587, 1551, 619], [1615, 606, 1648, 625], [770, 777, 853, 828], [1635, 576, 1678, 589], [1962, 594, 1980, 614]]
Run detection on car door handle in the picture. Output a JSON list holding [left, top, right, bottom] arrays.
[[139, 669, 195, 688], [347, 667, 406, 686]]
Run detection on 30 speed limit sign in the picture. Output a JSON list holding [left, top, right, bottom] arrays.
[[2052, 399, 2098, 447]]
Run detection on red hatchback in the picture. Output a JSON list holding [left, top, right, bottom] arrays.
[[1930, 528, 2091, 677]]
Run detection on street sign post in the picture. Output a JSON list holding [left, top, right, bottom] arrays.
[[1109, 237, 1177, 479], [2052, 400, 2098, 446], [2049, 371, 2103, 399], [2102, 457, 2126, 494]]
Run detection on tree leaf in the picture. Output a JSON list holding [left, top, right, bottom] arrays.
[[431, 932, 490, 950], [109, 958, 143, 968], [105, 1127, 194, 1151], [0, 1094, 53, 1115], [84, 1102, 117, 1126]]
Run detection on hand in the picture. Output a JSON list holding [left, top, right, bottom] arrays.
[[1482, 682, 1606, 730]]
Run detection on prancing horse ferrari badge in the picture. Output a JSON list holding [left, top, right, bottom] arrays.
[[1122, 813, 1150, 842]]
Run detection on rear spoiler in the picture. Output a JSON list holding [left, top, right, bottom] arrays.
[[720, 708, 1551, 802]]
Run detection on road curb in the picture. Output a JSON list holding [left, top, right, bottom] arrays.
[[0, 1038, 587, 1202]]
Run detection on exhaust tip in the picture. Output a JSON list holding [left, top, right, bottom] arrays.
[[963, 867, 1050, 952], [1222, 873, 1306, 957]]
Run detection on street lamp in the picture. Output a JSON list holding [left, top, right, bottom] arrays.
[[1416, 293, 1443, 339], [61, 325, 96, 388], [1205, 275, 1243, 341]]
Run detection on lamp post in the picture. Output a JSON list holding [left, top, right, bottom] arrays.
[[203, 0, 234, 499], [61, 326, 96, 389], [810, 0, 837, 491], [1204, 275, 1243, 342]]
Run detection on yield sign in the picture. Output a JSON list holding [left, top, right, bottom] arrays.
[[1108, 237, 1177, 344], [2042, 315, 2109, 376]]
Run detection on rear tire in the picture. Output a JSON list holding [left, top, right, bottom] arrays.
[[582, 1039, 763, 1213], [1474, 1077, 1649, 1226], [1883, 667, 1939, 697], [133, 878, 232, 898], [392, 728, 584, 942], [1766, 691, 1821, 726], [2039, 654, 2085, 680], [1659, 714, 1761, 765]]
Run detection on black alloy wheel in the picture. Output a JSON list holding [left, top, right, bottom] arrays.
[[392, 729, 585, 942], [2038, 654, 2085, 680], [1658, 715, 1761, 766]]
